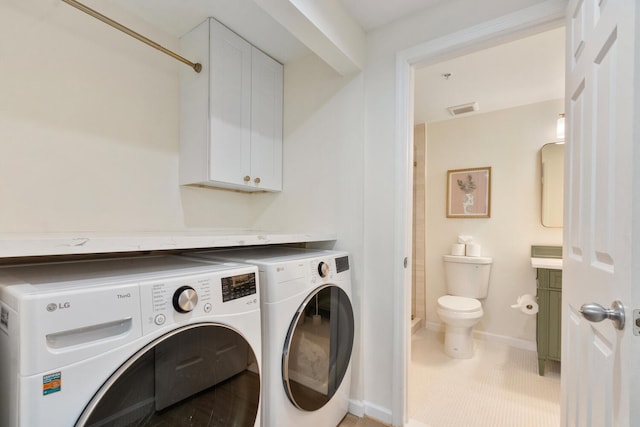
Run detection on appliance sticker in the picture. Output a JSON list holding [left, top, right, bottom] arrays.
[[43, 372, 61, 396]]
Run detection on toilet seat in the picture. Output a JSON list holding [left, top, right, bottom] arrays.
[[437, 295, 481, 312]]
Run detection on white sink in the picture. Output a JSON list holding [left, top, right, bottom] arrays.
[[531, 257, 562, 270]]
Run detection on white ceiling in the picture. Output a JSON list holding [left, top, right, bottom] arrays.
[[338, 1, 565, 123], [108, 0, 311, 64], [104, 0, 564, 125], [106, 0, 448, 63], [414, 26, 566, 123], [338, 0, 446, 31]]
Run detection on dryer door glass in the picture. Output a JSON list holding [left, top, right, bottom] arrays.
[[76, 323, 260, 427], [282, 285, 354, 411]]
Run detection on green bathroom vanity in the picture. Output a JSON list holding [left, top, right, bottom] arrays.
[[531, 246, 562, 376]]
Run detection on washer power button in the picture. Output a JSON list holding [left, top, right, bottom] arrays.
[[154, 314, 166, 326]]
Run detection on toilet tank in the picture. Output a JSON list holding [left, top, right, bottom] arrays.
[[443, 255, 493, 298]]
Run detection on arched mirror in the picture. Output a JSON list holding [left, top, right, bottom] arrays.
[[541, 142, 564, 227]]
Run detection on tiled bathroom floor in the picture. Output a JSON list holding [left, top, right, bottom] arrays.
[[408, 327, 560, 427], [340, 327, 560, 427]]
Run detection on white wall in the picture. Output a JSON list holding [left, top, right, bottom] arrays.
[[0, 1, 255, 233], [425, 100, 563, 343]]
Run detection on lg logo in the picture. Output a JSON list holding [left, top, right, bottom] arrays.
[[46, 302, 70, 312]]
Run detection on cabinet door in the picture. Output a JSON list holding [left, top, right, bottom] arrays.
[[250, 48, 283, 191], [548, 289, 562, 360], [536, 288, 550, 362], [209, 19, 252, 187], [548, 269, 562, 289]]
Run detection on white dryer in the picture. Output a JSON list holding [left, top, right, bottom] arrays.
[[0, 255, 262, 427], [186, 247, 354, 427]]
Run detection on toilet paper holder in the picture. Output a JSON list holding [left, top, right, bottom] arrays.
[[511, 294, 538, 314]]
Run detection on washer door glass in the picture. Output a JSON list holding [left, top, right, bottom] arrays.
[[282, 285, 354, 411], [76, 323, 260, 427]]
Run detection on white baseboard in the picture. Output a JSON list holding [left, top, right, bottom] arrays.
[[475, 329, 536, 351], [422, 320, 536, 352], [348, 399, 365, 417], [424, 320, 443, 332], [411, 316, 424, 334], [352, 400, 391, 425], [348, 406, 431, 427]]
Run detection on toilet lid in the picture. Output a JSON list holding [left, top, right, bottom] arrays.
[[437, 295, 481, 312]]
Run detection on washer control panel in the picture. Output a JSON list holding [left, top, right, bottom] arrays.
[[139, 268, 258, 335], [143, 276, 213, 332], [221, 273, 257, 302]]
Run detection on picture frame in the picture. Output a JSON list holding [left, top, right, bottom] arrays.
[[446, 167, 491, 218]]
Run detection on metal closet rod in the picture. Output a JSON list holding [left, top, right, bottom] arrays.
[[61, 0, 202, 73]]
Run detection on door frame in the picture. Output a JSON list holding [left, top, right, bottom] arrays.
[[392, 2, 567, 425]]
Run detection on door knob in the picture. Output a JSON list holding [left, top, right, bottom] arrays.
[[579, 300, 625, 330]]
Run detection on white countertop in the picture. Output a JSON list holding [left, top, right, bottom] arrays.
[[0, 230, 337, 258], [531, 257, 563, 270]]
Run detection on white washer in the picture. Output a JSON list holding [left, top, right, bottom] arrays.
[[0, 255, 262, 427], [186, 247, 354, 427]]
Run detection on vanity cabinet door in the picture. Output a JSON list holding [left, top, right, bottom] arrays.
[[547, 289, 562, 360], [548, 269, 562, 290], [536, 268, 562, 375], [536, 284, 550, 374]]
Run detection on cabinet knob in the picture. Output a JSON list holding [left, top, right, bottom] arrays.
[[244, 175, 251, 182], [254, 177, 261, 184]]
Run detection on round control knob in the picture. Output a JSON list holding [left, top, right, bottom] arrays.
[[317, 262, 330, 278], [173, 286, 198, 313]]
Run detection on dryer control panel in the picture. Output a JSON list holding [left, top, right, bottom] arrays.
[[311, 255, 350, 284]]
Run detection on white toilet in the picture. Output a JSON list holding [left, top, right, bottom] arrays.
[[437, 254, 493, 359]]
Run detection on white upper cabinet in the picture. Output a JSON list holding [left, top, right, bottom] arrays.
[[179, 18, 283, 192]]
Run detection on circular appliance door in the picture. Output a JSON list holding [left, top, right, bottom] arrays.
[[76, 323, 260, 427], [282, 284, 354, 411]]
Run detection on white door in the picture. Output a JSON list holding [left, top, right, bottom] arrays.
[[562, 0, 638, 426]]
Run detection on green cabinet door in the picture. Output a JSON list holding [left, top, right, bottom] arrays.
[[536, 268, 562, 375]]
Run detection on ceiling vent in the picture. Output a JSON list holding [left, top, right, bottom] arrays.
[[447, 102, 479, 116]]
